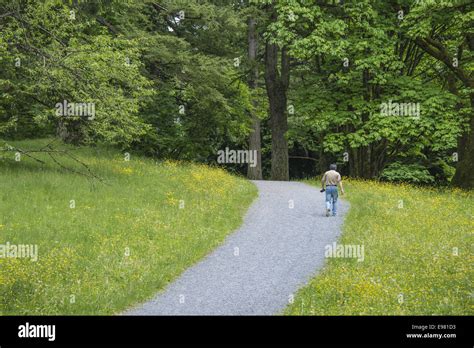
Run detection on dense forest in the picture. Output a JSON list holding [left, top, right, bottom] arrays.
[[1, 0, 473, 187]]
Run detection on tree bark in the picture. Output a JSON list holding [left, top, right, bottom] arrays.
[[57, 118, 84, 145], [264, 6, 290, 181], [246, 16, 262, 180], [265, 42, 290, 181], [451, 96, 474, 189]]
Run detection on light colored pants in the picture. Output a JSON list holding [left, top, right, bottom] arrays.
[[325, 186, 338, 216]]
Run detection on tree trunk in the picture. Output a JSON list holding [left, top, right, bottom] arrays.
[[246, 16, 262, 180], [264, 10, 290, 181], [57, 118, 84, 145], [451, 94, 474, 189]]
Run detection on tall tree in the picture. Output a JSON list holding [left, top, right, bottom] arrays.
[[247, 15, 263, 180], [264, 5, 290, 181], [403, 0, 474, 188]]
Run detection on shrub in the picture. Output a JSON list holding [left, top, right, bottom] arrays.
[[379, 163, 434, 185]]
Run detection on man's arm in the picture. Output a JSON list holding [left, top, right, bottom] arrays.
[[321, 173, 326, 189], [338, 180, 345, 195]]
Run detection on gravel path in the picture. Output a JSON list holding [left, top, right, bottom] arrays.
[[125, 180, 349, 315]]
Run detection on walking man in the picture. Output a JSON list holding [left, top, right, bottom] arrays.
[[321, 164, 344, 217]]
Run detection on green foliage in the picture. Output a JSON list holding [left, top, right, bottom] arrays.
[[0, 1, 156, 146], [1, 0, 471, 181], [0, 0, 253, 157], [379, 162, 434, 184], [268, 0, 470, 182]]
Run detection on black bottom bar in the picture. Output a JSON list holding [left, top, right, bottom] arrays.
[[0, 316, 471, 346]]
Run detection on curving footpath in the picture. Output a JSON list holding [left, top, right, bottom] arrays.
[[125, 180, 349, 315]]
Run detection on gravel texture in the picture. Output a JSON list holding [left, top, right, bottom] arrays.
[[125, 180, 349, 315]]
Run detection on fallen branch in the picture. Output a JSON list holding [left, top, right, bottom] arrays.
[[1, 142, 107, 185]]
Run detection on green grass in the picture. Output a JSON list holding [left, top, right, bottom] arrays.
[[0, 138, 257, 315], [285, 179, 473, 315]]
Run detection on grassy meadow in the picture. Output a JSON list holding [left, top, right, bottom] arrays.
[[0, 139, 257, 315], [285, 179, 473, 315]]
